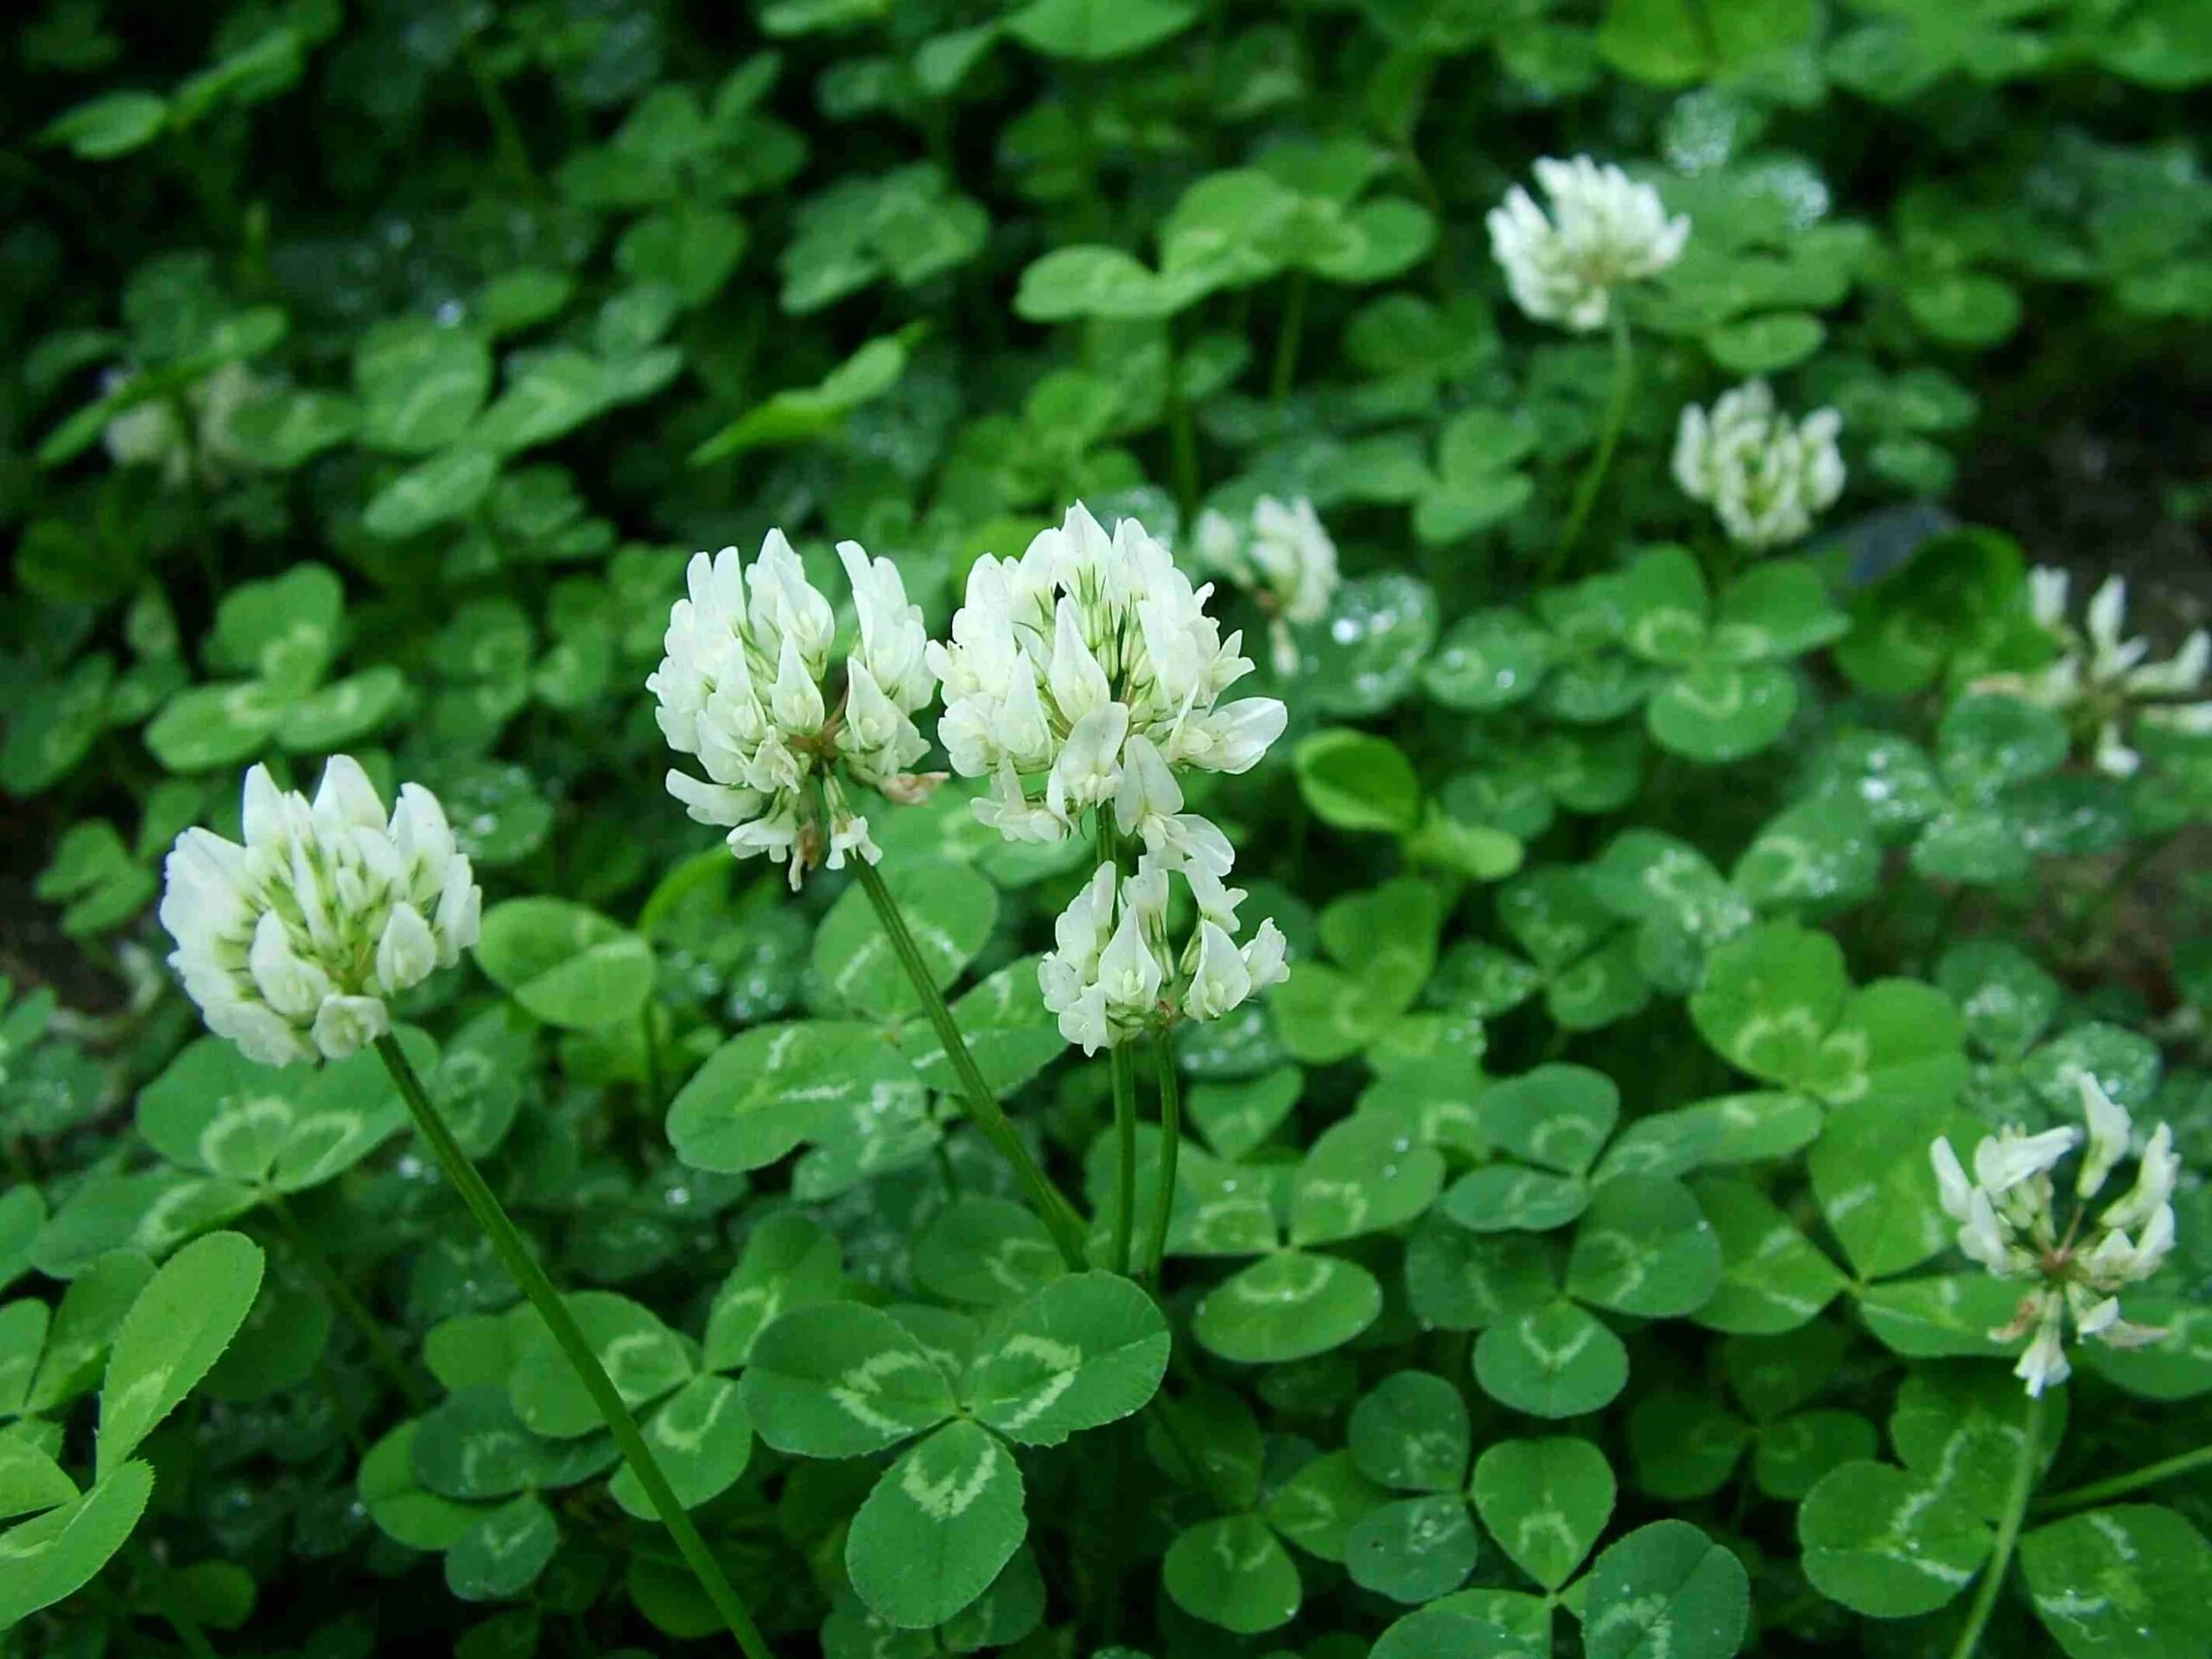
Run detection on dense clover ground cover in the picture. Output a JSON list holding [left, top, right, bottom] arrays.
[[3, 3, 2211, 1656]]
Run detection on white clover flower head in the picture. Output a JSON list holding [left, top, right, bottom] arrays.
[[1192, 495, 1339, 677], [1931, 1084, 2183, 1396], [1672, 379, 1846, 551], [931, 503, 1286, 850], [101, 360, 269, 489], [651, 531, 938, 889], [160, 757, 481, 1068], [1977, 568, 2212, 776], [1039, 853, 1288, 1055], [1486, 156, 1689, 333]]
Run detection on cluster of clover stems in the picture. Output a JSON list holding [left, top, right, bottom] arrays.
[[152, 156, 1963, 1655]]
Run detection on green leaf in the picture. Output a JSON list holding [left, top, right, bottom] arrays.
[[1810, 1097, 1980, 1280], [29, 1170, 257, 1278], [1707, 311, 1826, 374], [907, 959, 1066, 1100], [1004, 0, 1198, 61], [1566, 1175, 1722, 1319], [1800, 1459, 1993, 1617], [1305, 574, 1439, 718], [609, 1375, 753, 1516], [0, 1434, 76, 1522], [473, 899, 651, 1031], [1014, 246, 1190, 321], [1471, 1437, 1616, 1591], [848, 1419, 1027, 1630], [1350, 1370, 1470, 1493], [1441, 1166, 1587, 1234], [1163, 1515, 1301, 1635], [690, 330, 915, 463], [2020, 1505, 2212, 1659], [144, 681, 283, 772], [411, 1386, 553, 1500], [1756, 1408, 1879, 1501], [702, 1215, 842, 1375], [1262, 1448, 1386, 1564], [1372, 1605, 1547, 1659], [1629, 1390, 1750, 1499], [354, 319, 492, 454], [40, 92, 170, 160], [1293, 728, 1421, 836], [363, 448, 499, 540], [1289, 1115, 1445, 1245], [1691, 922, 1851, 1090], [742, 1301, 955, 1458], [1691, 1177, 1845, 1333], [1192, 1251, 1382, 1364], [509, 1293, 694, 1439], [814, 859, 995, 1020], [445, 1493, 558, 1601], [0, 1459, 154, 1631], [670, 1020, 922, 1174], [97, 1230, 264, 1477], [616, 202, 747, 307], [1648, 662, 1797, 763], [1480, 1065, 1618, 1176], [1, 657, 113, 795], [2082, 1298, 2212, 1401], [1344, 1493, 1479, 1603], [969, 1273, 1168, 1446], [1583, 1520, 1751, 1659], [1474, 1300, 1630, 1419], [1891, 1366, 2066, 1522], [1405, 1220, 1557, 1332], [0, 1191, 47, 1299], [1859, 1274, 2024, 1360], [1187, 1066, 1302, 1162], [137, 1038, 412, 1192]]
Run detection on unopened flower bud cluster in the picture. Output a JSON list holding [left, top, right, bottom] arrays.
[[1929, 1076, 2179, 1397]]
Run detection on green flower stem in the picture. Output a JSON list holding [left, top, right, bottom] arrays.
[[1096, 817, 1138, 1276], [372, 1036, 776, 1659], [1269, 270, 1309, 404], [1142, 1042, 1182, 1285], [464, 43, 537, 191], [1548, 306, 1636, 582], [852, 861, 1090, 1268], [639, 1004, 665, 1118], [267, 1192, 429, 1412], [2033, 1442, 2212, 1517], [1109, 1043, 1138, 1274], [1164, 317, 1202, 526], [1946, 1389, 2046, 1659]]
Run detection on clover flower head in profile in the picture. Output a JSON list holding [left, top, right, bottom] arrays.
[[160, 756, 482, 1067], [1487, 156, 1689, 333], [650, 531, 939, 889], [1039, 851, 1289, 1055], [1192, 494, 1340, 677], [928, 502, 1287, 853], [1929, 1075, 2180, 1397], [1672, 379, 1846, 551], [1973, 569, 2212, 778], [101, 359, 268, 489]]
